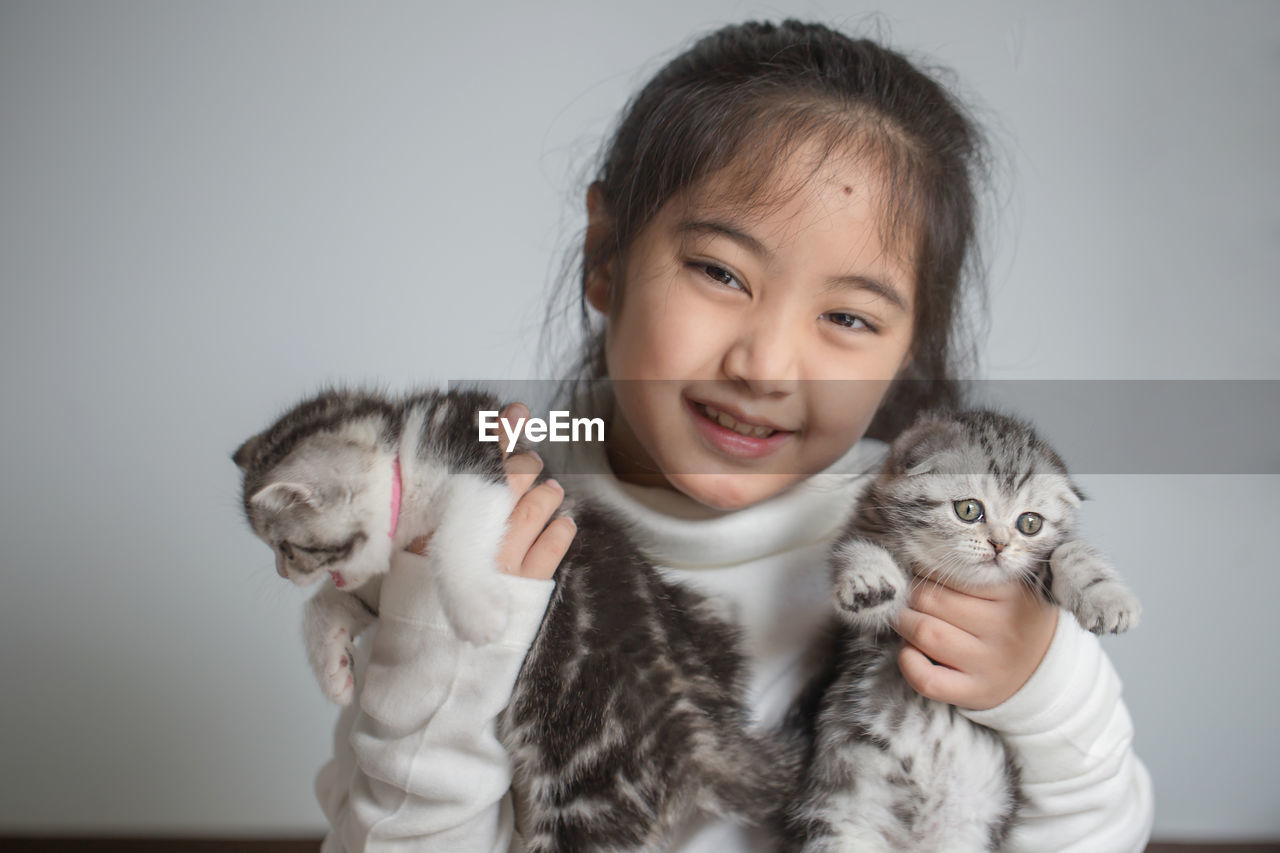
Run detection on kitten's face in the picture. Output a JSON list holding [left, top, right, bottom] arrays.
[[243, 431, 394, 591], [883, 417, 1081, 588], [901, 470, 1076, 587]]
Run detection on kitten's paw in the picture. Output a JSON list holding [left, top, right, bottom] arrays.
[[320, 628, 357, 705], [831, 539, 907, 631], [1050, 541, 1141, 634], [1075, 584, 1142, 635]]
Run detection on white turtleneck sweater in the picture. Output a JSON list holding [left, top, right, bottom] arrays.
[[315, 435, 1153, 852]]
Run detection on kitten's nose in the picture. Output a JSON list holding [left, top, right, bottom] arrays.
[[988, 539, 1007, 555]]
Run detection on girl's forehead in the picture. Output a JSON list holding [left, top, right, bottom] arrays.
[[671, 146, 919, 267]]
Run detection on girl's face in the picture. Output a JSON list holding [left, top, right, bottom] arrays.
[[587, 151, 917, 510]]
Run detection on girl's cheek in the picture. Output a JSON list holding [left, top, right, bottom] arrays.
[[818, 377, 890, 431]]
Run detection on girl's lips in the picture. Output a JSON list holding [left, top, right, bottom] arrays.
[[685, 397, 794, 459]]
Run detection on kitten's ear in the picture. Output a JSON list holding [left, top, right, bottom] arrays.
[[250, 482, 319, 514], [892, 414, 965, 476], [233, 433, 265, 472], [904, 455, 936, 477]]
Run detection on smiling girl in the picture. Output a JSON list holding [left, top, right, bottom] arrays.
[[315, 20, 1153, 851]]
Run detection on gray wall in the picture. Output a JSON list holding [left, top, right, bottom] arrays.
[[2, 0, 1276, 840]]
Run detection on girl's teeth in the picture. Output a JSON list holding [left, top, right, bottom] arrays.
[[702, 404, 776, 438]]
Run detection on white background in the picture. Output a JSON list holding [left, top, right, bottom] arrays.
[[2, 0, 1277, 841]]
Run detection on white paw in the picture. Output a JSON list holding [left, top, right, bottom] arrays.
[[831, 540, 906, 630], [1075, 584, 1142, 635], [1050, 541, 1141, 635], [320, 628, 357, 705]]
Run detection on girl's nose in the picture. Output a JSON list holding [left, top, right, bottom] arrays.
[[721, 314, 800, 395]]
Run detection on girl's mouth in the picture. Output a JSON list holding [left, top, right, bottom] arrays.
[[686, 398, 794, 458], [695, 401, 778, 437]]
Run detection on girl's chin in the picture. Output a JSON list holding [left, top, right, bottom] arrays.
[[666, 470, 804, 511]]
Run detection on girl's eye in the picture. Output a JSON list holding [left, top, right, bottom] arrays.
[[954, 499, 983, 523], [694, 262, 746, 292], [1016, 512, 1044, 535], [825, 311, 873, 332]]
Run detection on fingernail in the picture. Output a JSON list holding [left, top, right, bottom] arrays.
[[546, 478, 562, 491]]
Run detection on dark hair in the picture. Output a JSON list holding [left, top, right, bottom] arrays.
[[543, 19, 991, 440]]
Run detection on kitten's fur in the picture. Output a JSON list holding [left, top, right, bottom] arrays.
[[234, 387, 793, 851], [786, 410, 1140, 852]]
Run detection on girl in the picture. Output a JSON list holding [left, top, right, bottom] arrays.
[[315, 20, 1153, 851]]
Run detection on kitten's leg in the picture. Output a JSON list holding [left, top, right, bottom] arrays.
[[304, 583, 377, 705], [429, 475, 513, 645], [800, 682, 1015, 853], [1050, 539, 1141, 635], [831, 538, 910, 634]]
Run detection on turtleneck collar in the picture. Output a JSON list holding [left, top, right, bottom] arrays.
[[541, 383, 887, 568]]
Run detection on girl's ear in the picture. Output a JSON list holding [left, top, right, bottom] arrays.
[[584, 182, 614, 314]]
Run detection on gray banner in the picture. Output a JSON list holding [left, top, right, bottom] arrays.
[[450, 379, 1279, 475]]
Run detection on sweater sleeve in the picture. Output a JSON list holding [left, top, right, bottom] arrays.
[[959, 611, 1154, 853], [315, 549, 554, 853]]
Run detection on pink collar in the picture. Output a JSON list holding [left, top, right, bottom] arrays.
[[388, 455, 403, 540]]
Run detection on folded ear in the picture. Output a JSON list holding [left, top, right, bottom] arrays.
[[233, 432, 265, 472], [891, 412, 966, 477], [250, 482, 318, 514]]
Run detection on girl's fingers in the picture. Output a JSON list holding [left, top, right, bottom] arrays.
[[495, 478, 566, 577], [894, 606, 981, 669], [908, 577, 995, 639], [898, 642, 975, 708], [503, 450, 543, 499], [496, 402, 576, 580], [520, 516, 576, 580], [498, 402, 530, 457], [407, 402, 575, 581], [407, 446, 541, 558]]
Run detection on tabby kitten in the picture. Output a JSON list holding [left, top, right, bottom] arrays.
[[234, 387, 792, 852], [787, 409, 1140, 852]]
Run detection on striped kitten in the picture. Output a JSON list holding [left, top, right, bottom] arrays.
[[233, 387, 793, 851], [787, 410, 1140, 852]]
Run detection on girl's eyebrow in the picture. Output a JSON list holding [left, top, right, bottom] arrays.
[[821, 276, 910, 313], [674, 219, 769, 257], [675, 218, 910, 313]]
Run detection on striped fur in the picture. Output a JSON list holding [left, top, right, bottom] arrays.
[[235, 388, 793, 851], [786, 410, 1140, 852]]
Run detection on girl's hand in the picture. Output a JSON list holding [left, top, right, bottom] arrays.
[[407, 402, 575, 581], [894, 578, 1058, 711]]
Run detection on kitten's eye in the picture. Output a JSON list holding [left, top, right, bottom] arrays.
[[1017, 512, 1044, 535], [954, 499, 984, 523]]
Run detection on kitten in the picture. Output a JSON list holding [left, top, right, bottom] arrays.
[[786, 409, 1140, 852], [234, 387, 793, 851]]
